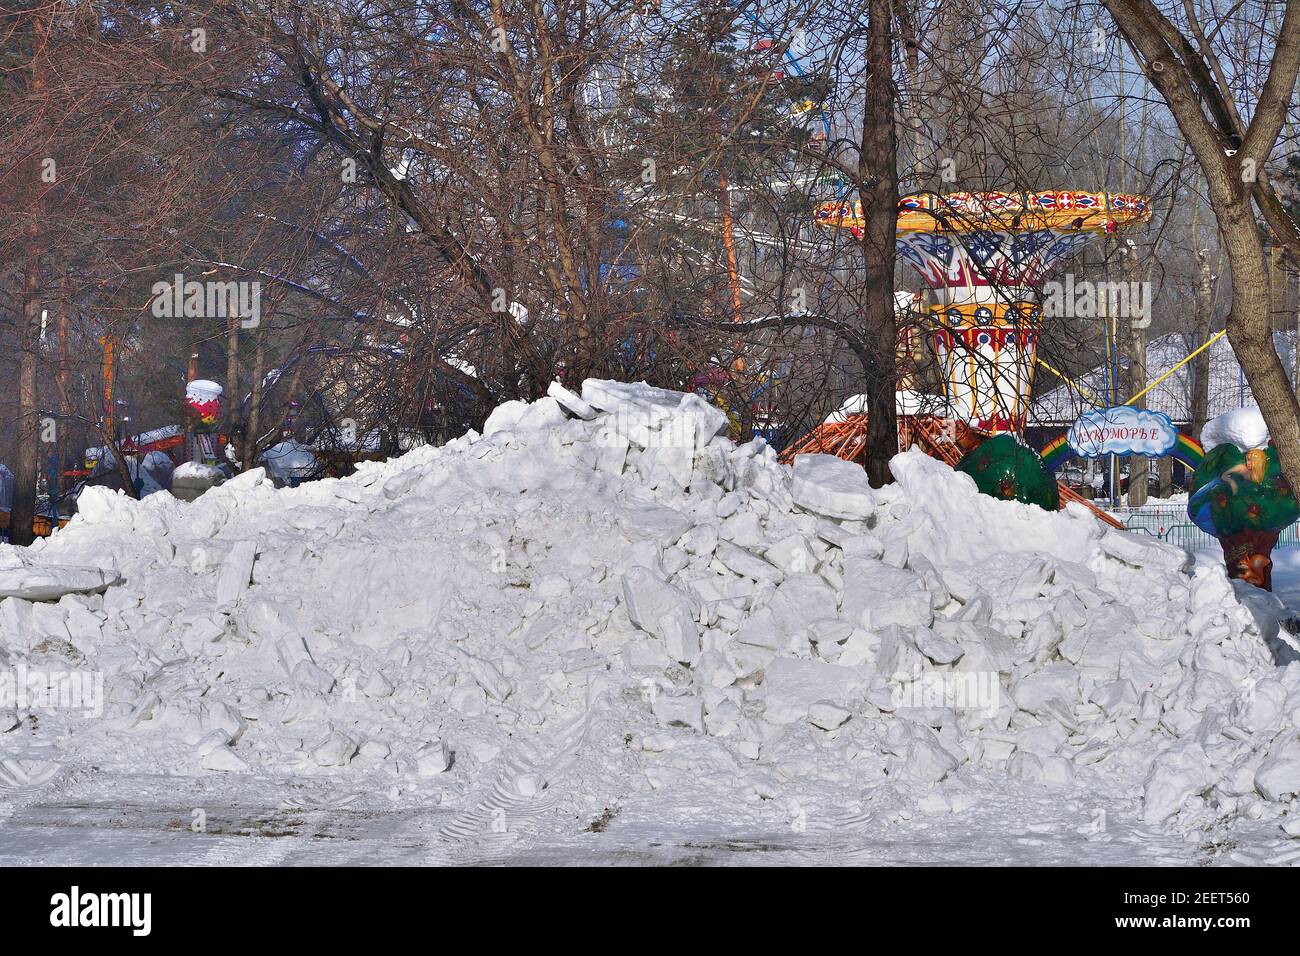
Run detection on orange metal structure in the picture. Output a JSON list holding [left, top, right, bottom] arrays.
[[779, 413, 982, 468], [781, 412, 1123, 529]]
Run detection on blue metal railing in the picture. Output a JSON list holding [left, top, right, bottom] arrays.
[[1112, 506, 1300, 552]]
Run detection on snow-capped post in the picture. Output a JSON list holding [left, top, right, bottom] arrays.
[[184, 379, 223, 466]]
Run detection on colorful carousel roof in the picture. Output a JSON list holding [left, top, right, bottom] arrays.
[[814, 191, 1152, 234], [815, 191, 1153, 293]]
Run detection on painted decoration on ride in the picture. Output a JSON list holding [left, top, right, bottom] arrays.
[[184, 379, 223, 433], [815, 191, 1152, 234], [815, 192, 1152, 291], [1188, 443, 1299, 591], [1066, 406, 1178, 459], [928, 302, 1039, 432], [813, 190, 1152, 438], [955, 434, 1060, 511]]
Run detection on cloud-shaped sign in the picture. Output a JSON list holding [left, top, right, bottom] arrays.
[[1067, 406, 1178, 459]]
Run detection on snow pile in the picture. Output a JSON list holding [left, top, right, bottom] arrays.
[[4, 379, 1300, 845]]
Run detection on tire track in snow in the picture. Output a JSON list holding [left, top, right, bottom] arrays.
[[0, 757, 75, 837], [435, 706, 599, 860], [1221, 841, 1300, 866]]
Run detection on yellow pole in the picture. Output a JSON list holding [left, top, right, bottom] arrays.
[[1124, 328, 1227, 407], [1033, 356, 1103, 405]]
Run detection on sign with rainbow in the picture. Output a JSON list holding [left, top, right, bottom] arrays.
[[1067, 406, 1178, 459], [1040, 414, 1204, 472]]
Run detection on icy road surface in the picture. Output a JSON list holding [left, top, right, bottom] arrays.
[[3, 769, 1294, 866]]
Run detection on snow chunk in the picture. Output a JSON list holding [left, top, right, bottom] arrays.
[[1255, 735, 1300, 802], [416, 739, 452, 776], [0, 563, 120, 601], [200, 745, 249, 773], [622, 567, 701, 664], [759, 658, 862, 724], [215, 540, 257, 607], [1201, 407, 1269, 451], [1099, 529, 1191, 573], [652, 693, 705, 732], [546, 380, 598, 420], [807, 700, 852, 730], [790, 454, 875, 520]]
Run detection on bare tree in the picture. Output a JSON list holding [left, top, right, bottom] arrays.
[[1102, 0, 1300, 487]]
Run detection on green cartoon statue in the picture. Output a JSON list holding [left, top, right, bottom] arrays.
[[956, 434, 1060, 512]]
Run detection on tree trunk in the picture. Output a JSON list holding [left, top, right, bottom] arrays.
[[1293, 265, 1300, 402], [858, 0, 900, 488], [1270, 244, 1283, 333], [244, 326, 267, 471], [53, 288, 70, 509], [55, 284, 69, 410], [1222, 205, 1300, 486], [1102, 0, 1300, 494], [10, 9, 51, 546], [11, 239, 41, 547], [106, 431, 139, 500], [226, 313, 241, 434], [1189, 246, 1215, 441], [1157, 456, 1173, 498]]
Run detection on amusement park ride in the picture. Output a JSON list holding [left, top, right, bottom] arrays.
[[614, 22, 1288, 576], [784, 188, 1181, 532], [776, 188, 1300, 589]]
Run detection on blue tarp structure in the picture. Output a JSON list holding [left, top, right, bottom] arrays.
[[0, 464, 12, 514]]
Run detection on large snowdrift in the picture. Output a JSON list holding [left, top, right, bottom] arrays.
[[4, 379, 1300, 857]]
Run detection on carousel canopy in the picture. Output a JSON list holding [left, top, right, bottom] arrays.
[[815, 191, 1153, 294], [815, 190, 1153, 234]]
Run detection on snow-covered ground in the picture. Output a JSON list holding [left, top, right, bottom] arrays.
[[3, 379, 1300, 866]]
